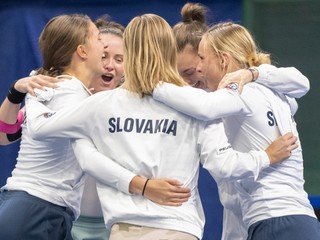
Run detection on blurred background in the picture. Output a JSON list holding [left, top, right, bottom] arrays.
[[0, 0, 319, 239]]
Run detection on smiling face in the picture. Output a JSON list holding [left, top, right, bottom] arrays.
[[197, 38, 226, 91], [89, 32, 124, 93], [177, 44, 205, 89]]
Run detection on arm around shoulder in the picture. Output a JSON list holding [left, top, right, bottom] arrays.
[[256, 64, 310, 98]]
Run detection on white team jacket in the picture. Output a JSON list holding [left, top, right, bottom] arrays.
[[2, 78, 92, 218], [26, 85, 271, 239], [153, 64, 315, 240]]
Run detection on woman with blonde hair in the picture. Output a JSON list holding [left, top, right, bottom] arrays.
[[153, 21, 319, 239], [26, 15, 296, 240], [169, 4, 311, 239]]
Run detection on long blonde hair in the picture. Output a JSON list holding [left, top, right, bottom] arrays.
[[122, 14, 187, 97], [203, 22, 270, 68]]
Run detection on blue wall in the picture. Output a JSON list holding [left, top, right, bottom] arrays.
[[0, 1, 242, 239]]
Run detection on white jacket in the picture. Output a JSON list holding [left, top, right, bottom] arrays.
[[2, 78, 91, 218], [26, 86, 271, 239], [153, 64, 314, 240]]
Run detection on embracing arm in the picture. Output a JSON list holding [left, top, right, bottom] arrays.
[[256, 64, 309, 98], [153, 83, 250, 121], [218, 64, 309, 98], [154, 65, 308, 122], [0, 75, 59, 144], [73, 138, 191, 206], [1, 75, 59, 123], [26, 93, 93, 140], [199, 120, 297, 182], [130, 176, 191, 206]]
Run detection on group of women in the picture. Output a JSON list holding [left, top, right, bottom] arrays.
[[0, 2, 319, 240]]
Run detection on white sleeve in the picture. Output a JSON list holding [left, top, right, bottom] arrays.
[[153, 83, 251, 121], [287, 97, 298, 116], [72, 138, 136, 194], [199, 120, 270, 183], [26, 95, 93, 140], [255, 64, 310, 98]]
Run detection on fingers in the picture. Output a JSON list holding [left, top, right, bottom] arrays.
[[161, 197, 190, 207], [41, 74, 63, 84], [217, 71, 247, 94], [169, 190, 191, 197], [163, 179, 191, 194], [157, 195, 190, 207], [236, 82, 244, 94], [283, 132, 298, 151], [162, 178, 190, 192], [217, 75, 229, 90], [166, 193, 191, 201], [172, 186, 190, 194], [281, 132, 296, 144], [14, 74, 61, 94], [282, 132, 294, 139], [163, 178, 183, 186], [288, 139, 298, 152], [26, 86, 36, 96], [161, 188, 191, 205], [144, 178, 191, 206], [267, 132, 299, 164], [288, 142, 299, 152], [32, 75, 60, 89]]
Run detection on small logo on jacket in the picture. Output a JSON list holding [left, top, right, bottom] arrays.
[[218, 145, 232, 152], [226, 83, 238, 92], [43, 112, 56, 118]]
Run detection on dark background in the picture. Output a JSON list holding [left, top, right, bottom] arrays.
[[0, 0, 319, 239]]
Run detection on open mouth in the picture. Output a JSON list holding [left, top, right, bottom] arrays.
[[101, 74, 113, 82]]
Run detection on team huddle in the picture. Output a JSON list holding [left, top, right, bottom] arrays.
[[0, 2, 319, 240]]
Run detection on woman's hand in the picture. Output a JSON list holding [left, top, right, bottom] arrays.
[[218, 68, 258, 93], [14, 75, 61, 96], [265, 132, 298, 164], [129, 176, 191, 206]]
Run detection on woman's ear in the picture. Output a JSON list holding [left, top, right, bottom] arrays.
[[76, 45, 88, 60], [220, 52, 230, 70]]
